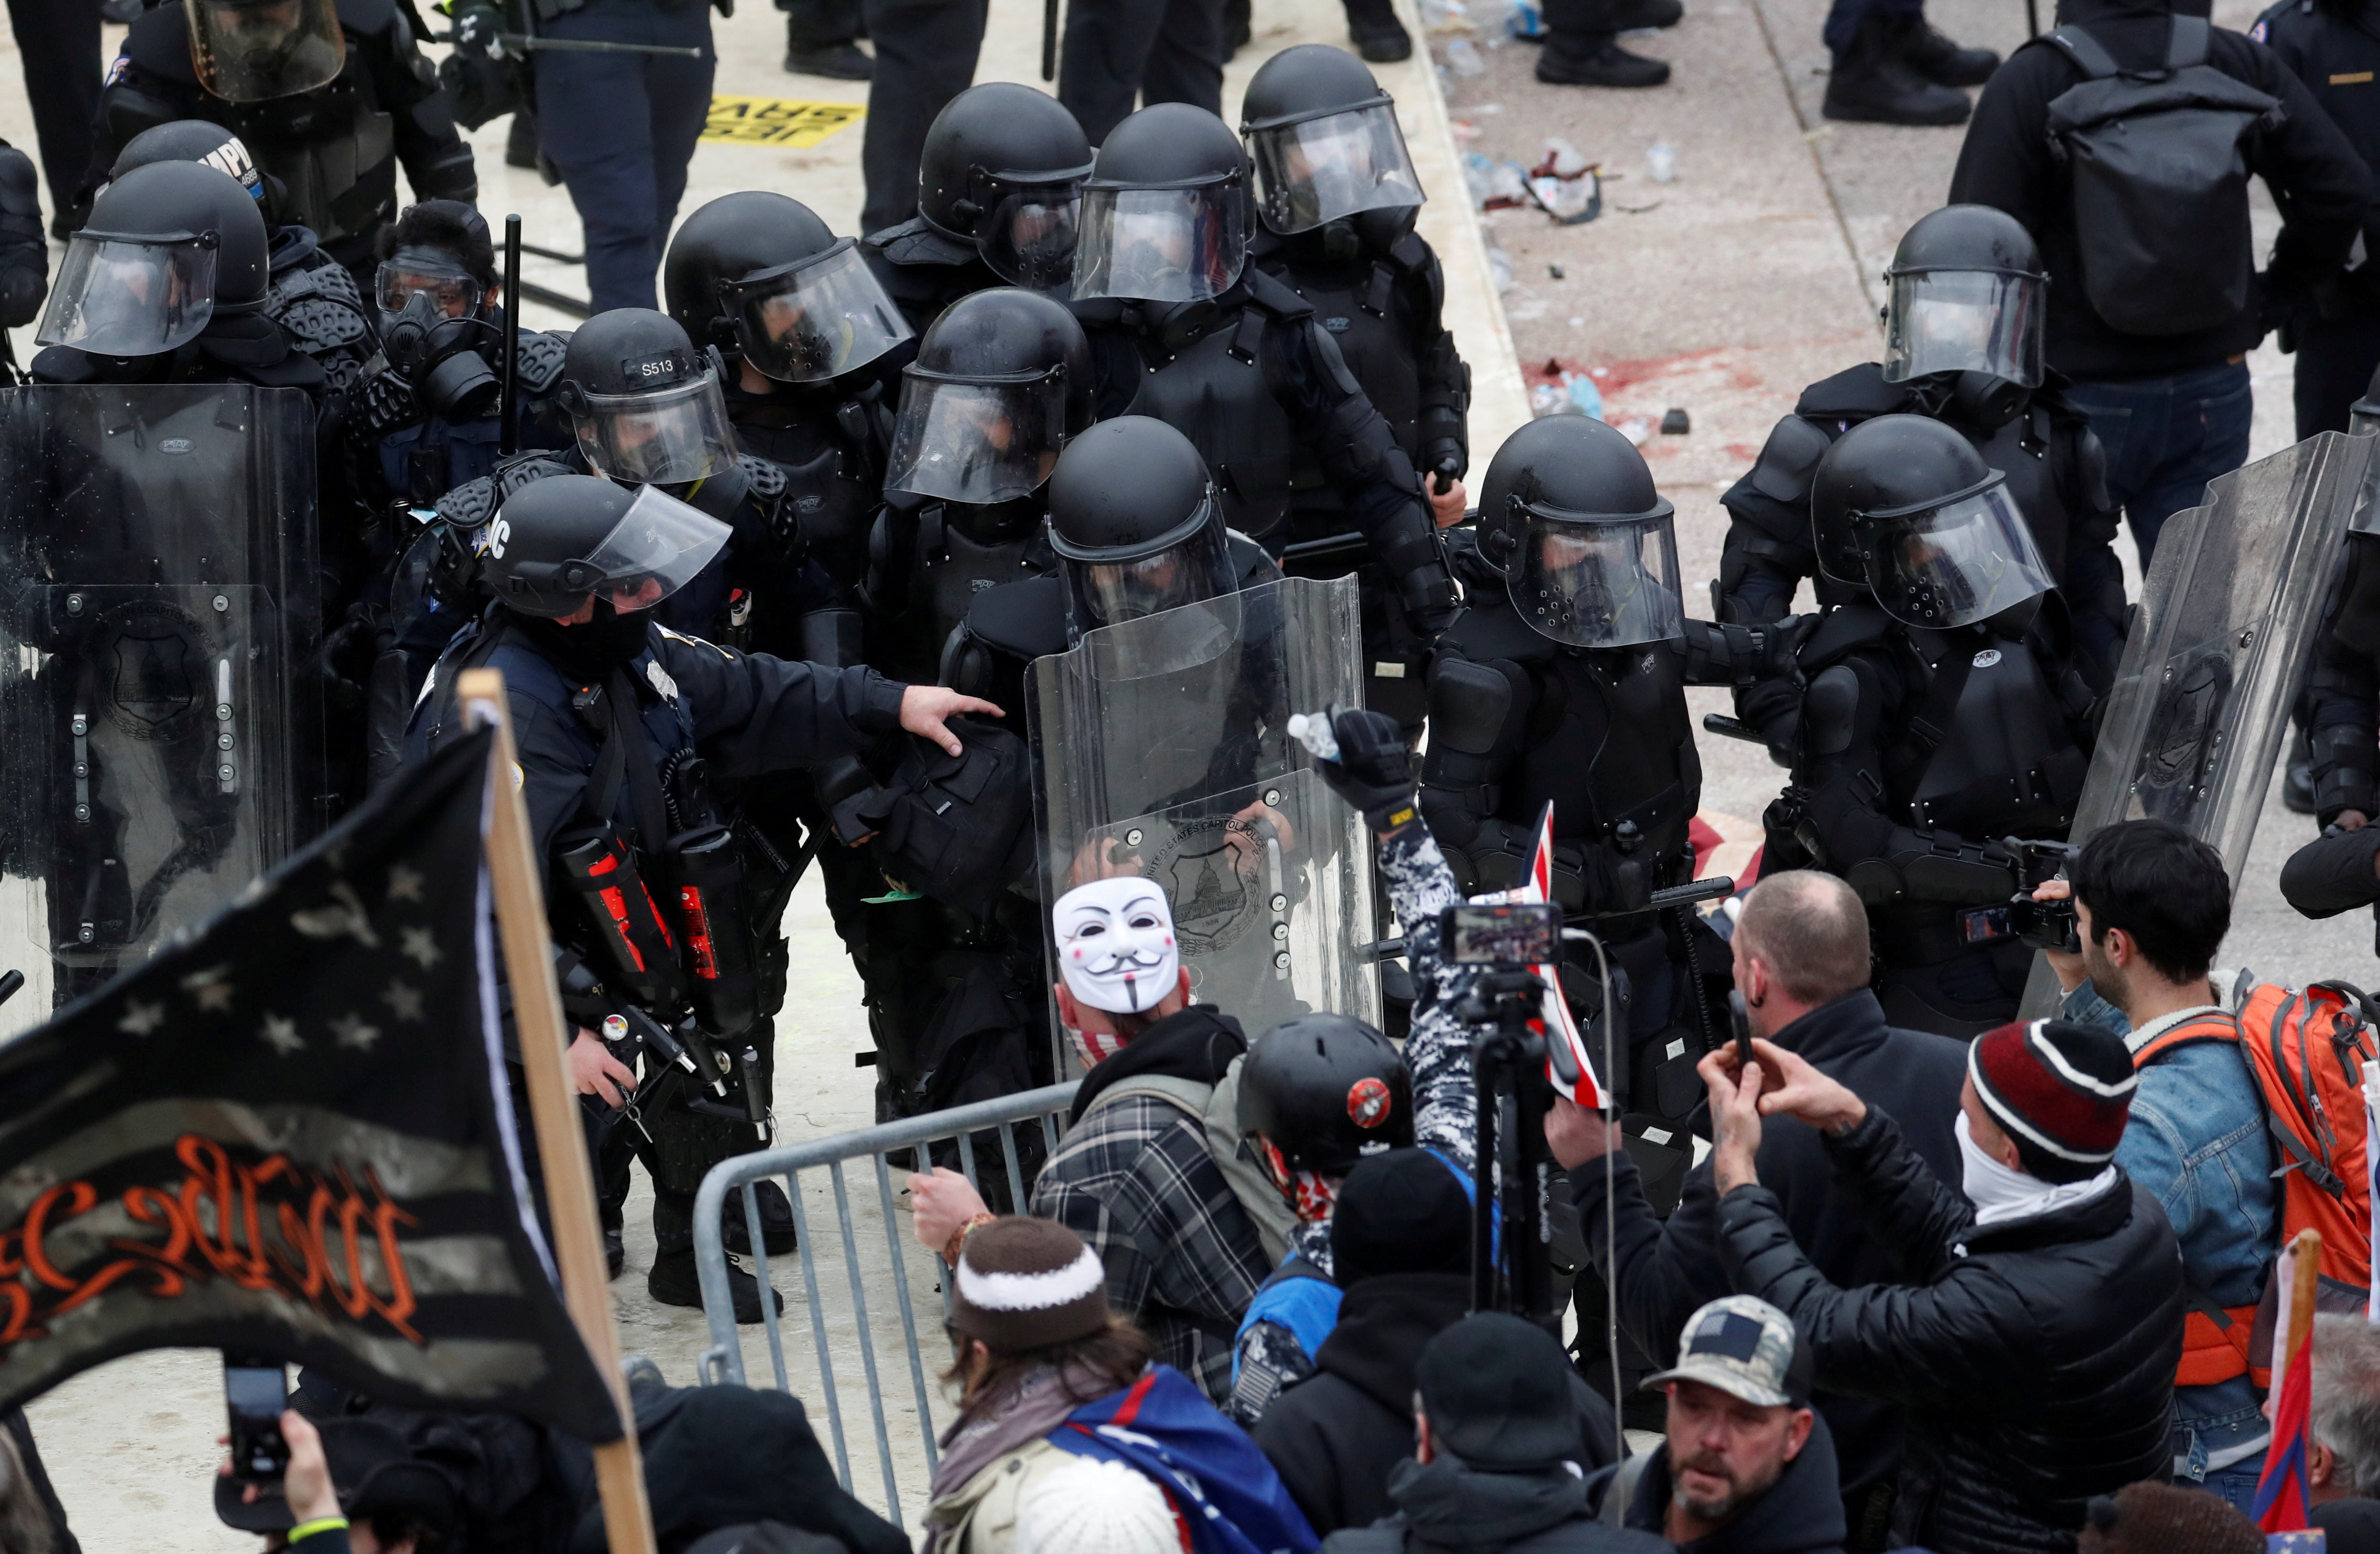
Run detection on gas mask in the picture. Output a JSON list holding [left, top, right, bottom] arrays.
[[1950, 370, 2027, 431], [1315, 206, 1418, 263], [382, 291, 500, 422]]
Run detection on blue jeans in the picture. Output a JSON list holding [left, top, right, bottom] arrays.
[[2196, 1456, 2267, 1515], [2062, 361, 2254, 571], [533, 0, 717, 314]]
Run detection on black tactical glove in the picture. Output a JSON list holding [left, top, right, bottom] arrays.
[[1315, 704, 1418, 832], [349, 363, 428, 442]]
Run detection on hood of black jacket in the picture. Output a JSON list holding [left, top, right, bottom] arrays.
[[1068, 1005, 1247, 1122], [1313, 1273, 1472, 1417], [1626, 1413, 1850, 1554], [1389, 1456, 1595, 1549]]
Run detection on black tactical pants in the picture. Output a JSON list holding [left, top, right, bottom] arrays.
[[1057, 0, 1223, 146], [5, 0, 98, 223], [857, 0, 986, 233]]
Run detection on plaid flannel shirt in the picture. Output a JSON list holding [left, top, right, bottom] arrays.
[[1030, 1085, 1268, 1404]]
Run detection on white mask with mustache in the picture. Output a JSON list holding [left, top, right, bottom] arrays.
[[1053, 878, 1180, 1015]]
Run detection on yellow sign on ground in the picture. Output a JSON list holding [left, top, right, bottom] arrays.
[[702, 95, 865, 148]]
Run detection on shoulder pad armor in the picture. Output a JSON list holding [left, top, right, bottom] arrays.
[[513, 329, 567, 394], [434, 474, 499, 531], [1747, 413, 1835, 504], [1241, 266, 1315, 320], [268, 264, 369, 351], [492, 453, 572, 500], [28, 344, 96, 384], [1228, 530, 1284, 588], [1387, 230, 1434, 275], [964, 574, 1071, 663], [1440, 595, 1557, 666], [1799, 602, 1899, 675], [1792, 361, 1907, 422], [867, 218, 976, 269], [735, 452, 788, 503]]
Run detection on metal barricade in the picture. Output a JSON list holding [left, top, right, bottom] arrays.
[[689, 1081, 1080, 1531]]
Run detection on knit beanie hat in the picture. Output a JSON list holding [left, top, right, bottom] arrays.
[[1415, 1313, 1581, 1471], [948, 1216, 1113, 1352], [1331, 1148, 1472, 1287], [1016, 1455, 1179, 1554], [2077, 1481, 2261, 1554], [1968, 1018, 2138, 1184]]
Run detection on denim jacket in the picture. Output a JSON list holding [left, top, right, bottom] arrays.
[[2061, 973, 2277, 1478]]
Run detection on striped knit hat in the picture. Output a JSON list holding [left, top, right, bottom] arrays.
[[1968, 1018, 2138, 1181], [948, 1216, 1113, 1352]]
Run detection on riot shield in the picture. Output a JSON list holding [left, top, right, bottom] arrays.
[[1028, 575, 1378, 1046], [0, 384, 322, 1023], [2018, 430, 2372, 1016]]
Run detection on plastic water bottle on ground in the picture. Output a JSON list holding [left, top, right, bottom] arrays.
[[1646, 140, 1677, 183], [1445, 36, 1486, 73]]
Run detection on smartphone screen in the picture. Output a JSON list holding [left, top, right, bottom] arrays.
[[1728, 990, 1754, 1072], [224, 1362, 288, 1481], [1441, 902, 1558, 966]]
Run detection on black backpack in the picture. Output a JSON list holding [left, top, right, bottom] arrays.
[[2041, 15, 2284, 337], [829, 717, 1036, 921]]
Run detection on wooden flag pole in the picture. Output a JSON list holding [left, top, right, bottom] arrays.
[[2286, 1229, 2323, 1384], [460, 669, 658, 1554]]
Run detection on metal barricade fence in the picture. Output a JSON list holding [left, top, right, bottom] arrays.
[[689, 1081, 1081, 1532]]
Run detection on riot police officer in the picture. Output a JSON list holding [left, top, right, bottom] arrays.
[[31, 160, 325, 395], [1241, 47, 1470, 732], [0, 139, 46, 376], [1070, 103, 1462, 664], [105, 120, 377, 398], [861, 84, 1092, 333], [1716, 205, 2120, 746], [2255, 0, 2380, 438], [85, 0, 477, 283], [1769, 413, 2099, 1037], [404, 473, 996, 1314], [1421, 414, 1781, 1156]]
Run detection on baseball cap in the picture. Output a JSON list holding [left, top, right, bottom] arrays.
[[1643, 1295, 1812, 1409]]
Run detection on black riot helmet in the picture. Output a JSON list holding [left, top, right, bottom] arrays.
[[1882, 205, 2048, 428], [661, 191, 909, 388], [886, 289, 1093, 506], [1240, 45, 1424, 243], [475, 473, 732, 619], [557, 309, 740, 486], [110, 120, 268, 207], [919, 83, 1095, 293], [37, 160, 269, 357], [1237, 1013, 1413, 1175], [1047, 415, 1236, 633], [1812, 413, 2054, 631], [1476, 415, 1684, 649], [1073, 104, 1251, 306]]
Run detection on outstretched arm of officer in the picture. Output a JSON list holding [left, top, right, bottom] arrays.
[[679, 633, 1001, 769], [1314, 705, 1478, 1172]]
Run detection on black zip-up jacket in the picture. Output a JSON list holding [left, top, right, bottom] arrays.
[[1593, 1412, 1849, 1554], [1948, 0, 2369, 379], [1257, 1274, 1621, 1538], [1569, 990, 1966, 1497], [2256, 0, 2380, 314], [1717, 1108, 2182, 1554]]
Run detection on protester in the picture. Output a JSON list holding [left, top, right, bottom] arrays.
[[919, 1216, 1314, 1554], [1554, 868, 1962, 1550], [2074, 1482, 2262, 1554], [1703, 1023, 2182, 1553], [1315, 1313, 1666, 1554], [1589, 1295, 1848, 1554], [1257, 1149, 1623, 1536], [2032, 820, 2275, 1508], [227, 1410, 464, 1554], [2312, 1314, 2380, 1508]]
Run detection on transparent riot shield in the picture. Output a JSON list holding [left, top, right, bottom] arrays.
[[2018, 430, 2372, 1016], [0, 384, 322, 1024], [1029, 575, 1377, 1046]]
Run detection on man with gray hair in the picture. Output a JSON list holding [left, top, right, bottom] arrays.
[[1549, 869, 1967, 1549], [2312, 1315, 2380, 1515]]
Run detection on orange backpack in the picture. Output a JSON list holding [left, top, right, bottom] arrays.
[[2132, 980, 2378, 1388]]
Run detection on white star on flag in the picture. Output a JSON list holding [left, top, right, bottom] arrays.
[[259, 1014, 303, 1055], [381, 981, 425, 1022], [399, 927, 442, 970], [117, 1001, 165, 1036], [180, 966, 236, 1014], [385, 864, 424, 903], [330, 1013, 382, 1052]]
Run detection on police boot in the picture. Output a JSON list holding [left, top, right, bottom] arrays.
[[1886, 10, 1997, 86], [1822, 10, 1969, 125], [1341, 0, 1414, 61], [784, 24, 875, 79], [720, 1179, 800, 1257], [649, 1191, 786, 1322], [1536, 35, 1670, 85], [505, 111, 540, 171]]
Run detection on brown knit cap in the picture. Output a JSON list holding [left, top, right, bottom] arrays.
[[948, 1216, 1112, 1352]]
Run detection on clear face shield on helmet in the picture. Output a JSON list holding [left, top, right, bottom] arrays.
[[1858, 479, 2055, 629], [36, 228, 220, 356], [717, 237, 913, 385], [884, 365, 1072, 505], [974, 171, 1091, 293], [1881, 267, 2047, 388], [1245, 100, 1424, 236], [568, 369, 739, 486], [375, 248, 484, 323], [1507, 499, 1685, 648], [1060, 499, 1237, 632], [1072, 176, 1249, 304], [182, 0, 345, 102], [537, 485, 733, 613]]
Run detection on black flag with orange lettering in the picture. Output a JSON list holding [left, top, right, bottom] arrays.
[[0, 727, 618, 1438]]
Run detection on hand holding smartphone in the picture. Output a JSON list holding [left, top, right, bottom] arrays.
[[1728, 990, 1756, 1076], [223, 1356, 289, 1483]]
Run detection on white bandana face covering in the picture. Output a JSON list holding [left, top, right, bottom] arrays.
[[1053, 878, 1180, 1015]]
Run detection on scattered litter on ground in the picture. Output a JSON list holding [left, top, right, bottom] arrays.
[[1646, 140, 1676, 182], [1661, 407, 1692, 435], [1616, 417, 1651, 444]]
